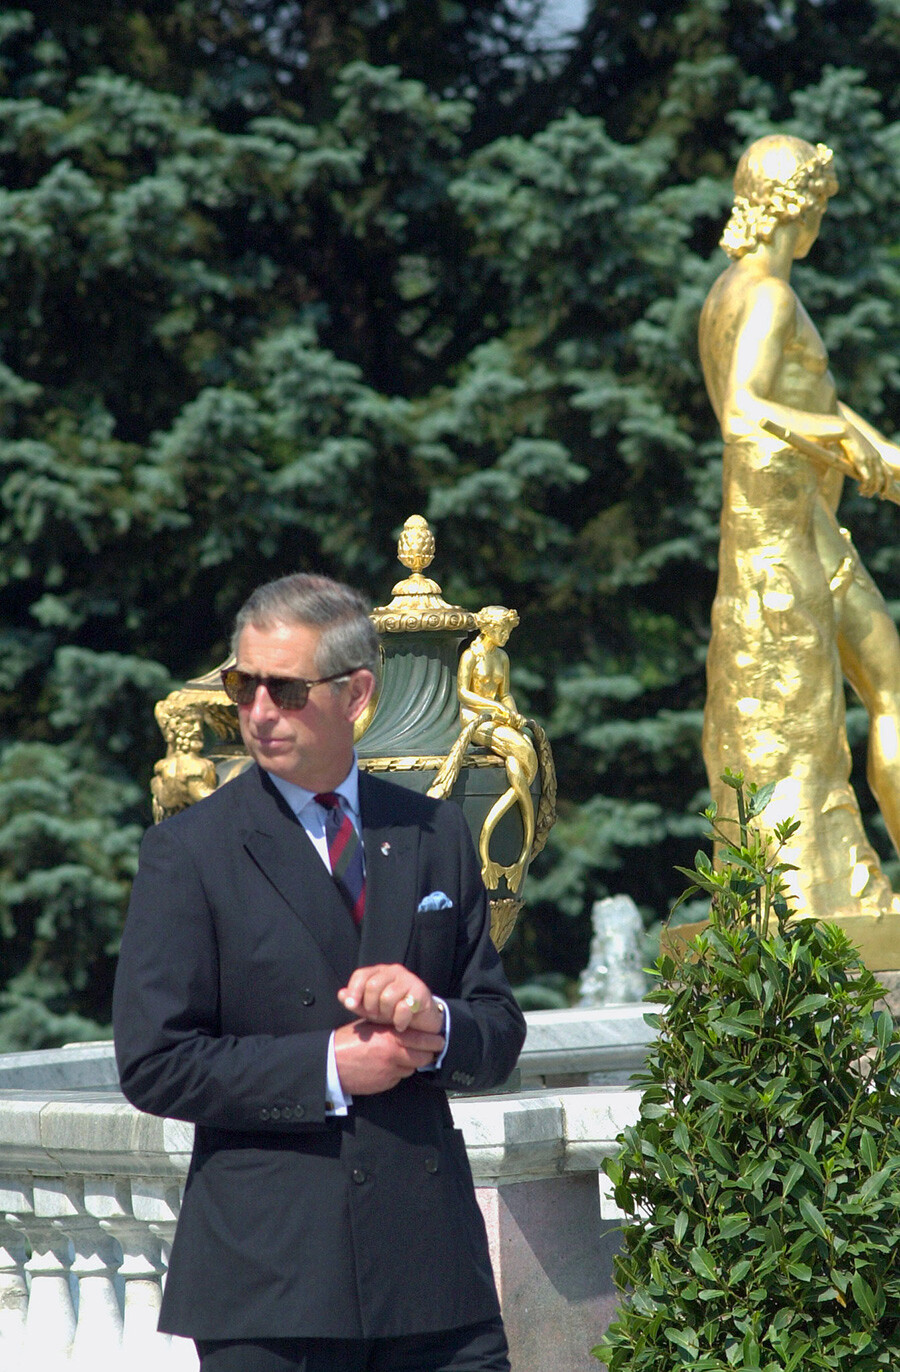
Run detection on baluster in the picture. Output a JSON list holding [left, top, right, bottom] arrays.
[[0, 1174, 32, 1372], [151, 1220, 199, 1371], [0, 1216, 29, 1371], [83, 1174, 141, 1372], [133, 1178, 197, 1370], [9, 1213, 76, 1372], [66, 1215, 123, 1372], [100, 1216, 171, 1370], [169, 1329, 201, 1370]]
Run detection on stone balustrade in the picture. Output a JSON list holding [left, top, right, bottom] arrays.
[[0, 1089, 195, 1372], [0, 1008, 650, 1372]]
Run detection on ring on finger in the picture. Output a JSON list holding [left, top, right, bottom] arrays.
[[403, 993, 422, 1014]]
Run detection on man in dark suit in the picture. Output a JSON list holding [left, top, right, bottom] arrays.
[[113, 573, 526, 1372]]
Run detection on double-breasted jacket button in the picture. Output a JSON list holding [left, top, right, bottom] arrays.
[[299, 989, 315, 1006], [352, 1168, 367, 1185], [424, 1155, 439, 1174], [259, 1108, 270, 1121]]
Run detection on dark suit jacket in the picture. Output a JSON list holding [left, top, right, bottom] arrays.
[[113, 765, 526, 1340]]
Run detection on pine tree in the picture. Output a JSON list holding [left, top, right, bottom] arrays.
[[1, 2, 899, 1042]]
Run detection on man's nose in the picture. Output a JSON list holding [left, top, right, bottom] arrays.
[[249, 684, 278, 720]]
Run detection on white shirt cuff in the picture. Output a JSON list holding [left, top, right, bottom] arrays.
[[326, 1030, 351, 1115], [418, 996, 450, 1072], [327, 998, 449, 1109]]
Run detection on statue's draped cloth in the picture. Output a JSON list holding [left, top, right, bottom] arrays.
[[703, 438, 895, 918]]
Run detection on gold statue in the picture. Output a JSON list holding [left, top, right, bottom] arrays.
[[456, 606, 538, 893], [699, 133, 900, 919], [151, 694, 218, 822]]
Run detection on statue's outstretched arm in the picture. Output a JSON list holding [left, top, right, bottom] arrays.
[[839, 402, 900, 480]]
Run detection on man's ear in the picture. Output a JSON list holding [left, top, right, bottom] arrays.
[[345, 669, 376, 724]]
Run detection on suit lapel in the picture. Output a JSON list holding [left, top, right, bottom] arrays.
[[239, 767, 360, 985], [357, 772, 419, 969]]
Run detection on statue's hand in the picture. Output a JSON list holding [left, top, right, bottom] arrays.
[[842, 427, 891, 498]]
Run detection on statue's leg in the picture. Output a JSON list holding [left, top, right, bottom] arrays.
[[707, 477, 874, 918], [479, 784, 520, 889], [833, 546, 900, 855], [471, 724, 508, 885], [504, 757, 537, 890], [472, 725, 539, 890], [483, 733, 538, 890]]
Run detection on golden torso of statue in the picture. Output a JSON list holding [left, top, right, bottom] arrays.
[[463, 645, 511, 721]]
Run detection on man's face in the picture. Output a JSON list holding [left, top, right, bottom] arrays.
[[235, 620, 373, 792]]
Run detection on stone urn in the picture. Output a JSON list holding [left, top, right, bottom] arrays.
[[149, 516, 556, 949]]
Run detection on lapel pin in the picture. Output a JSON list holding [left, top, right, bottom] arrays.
[[380, 841, 391, 856]]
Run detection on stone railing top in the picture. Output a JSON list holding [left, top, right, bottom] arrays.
[[516, 1004, 653, 1083], [452, 1085, 640, 1183], [0, 1082, 640, 1187], [0, 1040, 120, 1090], [0, 1088, 194, 1178], [0, 1003, 655, 1094]]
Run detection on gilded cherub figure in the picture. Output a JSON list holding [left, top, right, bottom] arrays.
[[151, 696, 218, 822], [456, 606, 538, 893]]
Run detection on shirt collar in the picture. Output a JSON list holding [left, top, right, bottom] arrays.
[[268, 751, 360, 821]]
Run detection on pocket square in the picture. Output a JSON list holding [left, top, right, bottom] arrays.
[[417, 890, 453, 912]]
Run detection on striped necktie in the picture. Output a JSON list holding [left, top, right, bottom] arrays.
[[314, 792, 365, 925]]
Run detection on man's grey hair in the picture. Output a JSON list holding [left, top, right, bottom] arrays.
[[232, 573, 380, 682]]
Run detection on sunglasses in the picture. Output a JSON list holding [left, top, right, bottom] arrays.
[[220, 667, 363, 711]]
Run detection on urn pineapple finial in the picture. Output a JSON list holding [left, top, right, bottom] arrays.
[[397, 515, 435, 577], [370, 514, 476, 631]]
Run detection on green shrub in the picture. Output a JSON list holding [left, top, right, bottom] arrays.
[[595, 772, 900, 1371]]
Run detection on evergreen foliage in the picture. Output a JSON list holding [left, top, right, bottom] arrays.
[[1, 3, 899, 1043], [597, 777, 900, 1371]]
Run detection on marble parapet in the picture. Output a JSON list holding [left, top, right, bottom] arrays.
[[514, 1005, 654, 1087], [0, 1043, 121, 1092], [0, 1008, 650, 1371], [0, 1083, 637, 1186]]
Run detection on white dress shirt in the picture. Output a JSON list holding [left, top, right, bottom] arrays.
[[269, 758, 449, 1116]]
